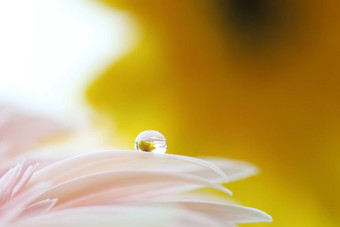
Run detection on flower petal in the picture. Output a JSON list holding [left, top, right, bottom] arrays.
[[0, 184, 50, 225], [34, 170, 231, 208], [18, 199, 58, 219], [12, 205, 176, 227], [13, 200, 271, 227], [30, 151, 228, 187], [13, 204, 239, 227], [159, 200, 273, 224], [0, 105, 65, 158], [200, 157, 259, 182]]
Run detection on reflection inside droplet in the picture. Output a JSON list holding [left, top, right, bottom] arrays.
[[135, 130, 167, 153]]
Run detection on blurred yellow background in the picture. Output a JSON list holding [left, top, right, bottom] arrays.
[[87, 0, 340, 226]]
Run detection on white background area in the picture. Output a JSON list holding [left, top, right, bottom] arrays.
[[0, 0, 134, 118]]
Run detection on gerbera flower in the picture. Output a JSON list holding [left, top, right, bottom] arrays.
[[0, 106, 272, 226], [0, 150, 272, 226]]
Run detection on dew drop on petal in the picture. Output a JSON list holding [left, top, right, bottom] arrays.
[[135, 130, 167, 153]]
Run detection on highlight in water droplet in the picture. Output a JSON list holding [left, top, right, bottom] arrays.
[[135, 130, 167, 154]]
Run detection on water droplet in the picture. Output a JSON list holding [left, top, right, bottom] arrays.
[[135, 130, 167, 153]]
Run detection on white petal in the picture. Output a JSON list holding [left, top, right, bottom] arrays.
[[13, 204, 239, 227], [34, 170, 231, 208], [18, 199, 58, 219], [201, 157, 258, 182], [158, 200, 272, 224], [13, 201, 270, 227], [30, 151, 228, 187], [0, 184, 49, 225], [12, 205, 176, 227], [12, 164, 38, 196]]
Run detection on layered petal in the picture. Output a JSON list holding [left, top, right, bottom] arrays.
[[12, 200, 271, 227], [37, 170, 231, 209], [30, 151, 229, 187], [1, 150, 271, 226]]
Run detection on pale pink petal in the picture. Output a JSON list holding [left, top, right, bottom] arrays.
[[0, 184, 50, 225], [12, 204, 239, 227], [169, 209, 237, 227], [34, 170, 231, 208], [0, 162, 54, 225], [12, 164, 39, 196], [158, 200, 273, 224], [13, 201, 269, 227], [30, 151, 228, 187], [0, 105, 65, 158], [12, 205, 176, 227], [18, 199, 58, 219], [0, 164, 23, 205], [0, 158, 60, 178], [200, 157, 259, 182], [157, 190, 238, 205]]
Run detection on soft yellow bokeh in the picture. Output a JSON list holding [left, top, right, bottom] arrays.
[[87, 0, 340, 226]]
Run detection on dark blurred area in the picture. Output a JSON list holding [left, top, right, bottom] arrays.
[[222, 0, 292, 48]]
